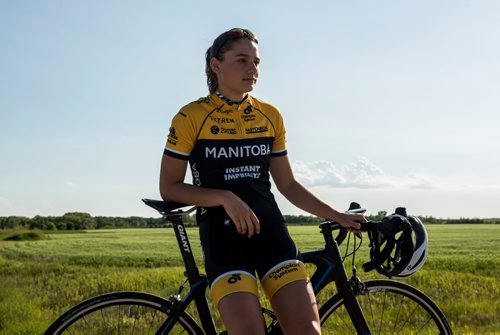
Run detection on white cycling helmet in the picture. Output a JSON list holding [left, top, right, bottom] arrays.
[[363, 208, 428, 279]]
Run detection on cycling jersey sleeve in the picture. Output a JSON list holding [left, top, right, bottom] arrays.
[[271, 108, 287, 157], [164, 108, 197, 160]]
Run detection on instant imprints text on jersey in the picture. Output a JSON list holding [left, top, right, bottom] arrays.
[[224, 165, 261, 181]]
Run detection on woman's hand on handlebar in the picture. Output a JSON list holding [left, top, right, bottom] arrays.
[[333, 212, 366, 231], [221, 191, 260, 238]]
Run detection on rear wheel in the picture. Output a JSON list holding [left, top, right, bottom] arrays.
[[320, 280, 452, 334], [45, 291, 202, 334]]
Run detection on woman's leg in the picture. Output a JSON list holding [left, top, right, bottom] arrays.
[[270, 280, 321, 335], [218, 292, 266, 335]]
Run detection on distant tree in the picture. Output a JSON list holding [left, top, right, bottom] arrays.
[[0, 216, 30, 229], [62, 212, 95, 230], [30, 215, 49, 230], [95, 217, 113, 229], [1, 210, 497, 231], [283, 215, 322, 225]]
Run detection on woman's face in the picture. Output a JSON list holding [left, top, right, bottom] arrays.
[[211, 38, 260, 101]]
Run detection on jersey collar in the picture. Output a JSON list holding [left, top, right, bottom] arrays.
[[213, 92, 252, 111]]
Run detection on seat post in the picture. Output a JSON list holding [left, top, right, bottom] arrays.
[[169, 214, 200, 283]]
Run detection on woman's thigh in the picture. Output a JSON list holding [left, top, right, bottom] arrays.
[[218, 292, 266, 335], [270, 280, 321, 335]]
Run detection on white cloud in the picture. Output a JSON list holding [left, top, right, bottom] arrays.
[[293, 157, 437, 189], [277, 158, 500, 217]]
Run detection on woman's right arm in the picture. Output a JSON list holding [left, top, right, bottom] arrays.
[[160, 154, 224, 206], [159, 155, 260, 237]]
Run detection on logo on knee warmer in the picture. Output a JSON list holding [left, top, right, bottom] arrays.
[[268, 262, 301, 280], [227, 273, 242, 284]]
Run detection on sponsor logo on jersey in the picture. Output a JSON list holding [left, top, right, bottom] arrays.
[[210, 126, 237, 135], [191, 163, 201, 186], [210, 116, 235, 124], [221, 128, 237, 135], [169, 127, 178, 139], [224, 165, 262, 180], [210, 126, 220, 134], [245, 126, 268, 134], [243, 105, 253, 114], [205, 144, 270, 159], [241, 105, 256, 121], [241, 114, 256, 122], [167, 127, 178, 145]]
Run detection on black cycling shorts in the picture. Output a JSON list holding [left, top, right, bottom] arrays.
[[197, 206, 308, 306]]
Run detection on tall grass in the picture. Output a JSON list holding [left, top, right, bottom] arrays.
[[0, 224, 498, 334]]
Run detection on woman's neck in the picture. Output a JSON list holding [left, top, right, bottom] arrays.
[[216, 85, 249, 102]]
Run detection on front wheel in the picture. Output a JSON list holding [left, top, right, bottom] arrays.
[[45, 291, 203, 335], [320, 279, 452, 334]]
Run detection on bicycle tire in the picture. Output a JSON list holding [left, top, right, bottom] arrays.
[[45, 291, 203, 335], [320, 279, 452, 334]]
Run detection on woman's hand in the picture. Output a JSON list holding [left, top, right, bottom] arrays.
[[221, 191, 260, 238], [331, 212, 365, 231], [160, 156, 259, 237]]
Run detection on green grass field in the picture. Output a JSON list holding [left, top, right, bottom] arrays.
[[0, 224, 499, 334]]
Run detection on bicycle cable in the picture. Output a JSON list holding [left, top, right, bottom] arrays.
[[341, 231, 364, 283], [342, 231, 363, 262]]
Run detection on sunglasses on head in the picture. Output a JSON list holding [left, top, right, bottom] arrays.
[[211, 28, 258, 58]]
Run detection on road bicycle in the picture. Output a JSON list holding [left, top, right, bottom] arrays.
[[45, 199, 452, 334]]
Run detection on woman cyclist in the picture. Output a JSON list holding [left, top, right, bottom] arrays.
[[160, 28, 365, 335]]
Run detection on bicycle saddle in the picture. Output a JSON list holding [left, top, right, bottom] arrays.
[[142, 199, 192, 214]]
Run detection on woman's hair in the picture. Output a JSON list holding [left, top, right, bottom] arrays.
[[205, 28, 258, 94]]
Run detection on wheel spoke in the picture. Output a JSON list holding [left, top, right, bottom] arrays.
[[320, 280, 451, 335], [390, 295, 404, 334]]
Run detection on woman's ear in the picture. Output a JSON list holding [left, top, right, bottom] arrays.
[[210, 57, 220, 74]]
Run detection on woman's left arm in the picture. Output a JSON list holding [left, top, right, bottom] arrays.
[[269, 155, 363, 230]]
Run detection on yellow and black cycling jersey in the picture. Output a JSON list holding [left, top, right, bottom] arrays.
[[164, 93, 287, 220]]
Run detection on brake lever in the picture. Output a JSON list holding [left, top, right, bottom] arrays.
[[346, 202, 368, 237]]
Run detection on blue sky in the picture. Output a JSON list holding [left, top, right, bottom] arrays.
[[1, 1, 499, 218]]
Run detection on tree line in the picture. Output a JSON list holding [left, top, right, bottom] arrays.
[[0, 212, 195, 230], [0, 211, 498, 231]]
